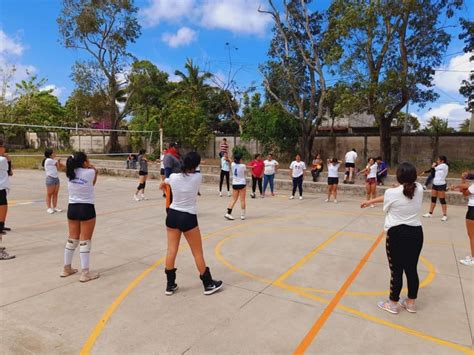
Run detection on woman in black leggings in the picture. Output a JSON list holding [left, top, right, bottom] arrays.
[[219, 152, 231, 197], [361, 162, 424, 314]]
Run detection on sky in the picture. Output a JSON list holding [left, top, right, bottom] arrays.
[[0, 0, 472, 129]]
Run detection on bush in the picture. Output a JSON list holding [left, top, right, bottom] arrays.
[[232, 145, 251, 161]]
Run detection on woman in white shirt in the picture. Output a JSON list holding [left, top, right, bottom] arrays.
[[360, 157, 378, 207], [61, 152, 99, 283], [225, 154, 247, 220], [161, 152, 223, 295], [450, 182, 474, 266], [423, 156, 449, 221], [326, 158, 342, 203], [361, 162, 424, 314], [219, 151, 231, 197], [289, 154, 306, 200], [43, 149, 64, 214], [263, 153, 279, 196]]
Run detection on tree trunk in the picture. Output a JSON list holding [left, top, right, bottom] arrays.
[[379, 117, 392, 164]]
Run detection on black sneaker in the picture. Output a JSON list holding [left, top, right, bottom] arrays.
[[165, 284, 178, 296], [204, 280, 223, 295], [250, 192, 256, 199]]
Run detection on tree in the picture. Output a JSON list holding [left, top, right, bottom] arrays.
[[173, 58, 212, 105], [424, 116, 454, 134], [459, 18, 473, 113], [458, 118, 470, 132], [328, 0, 461, 163], [259, 0, 333, 162], [394, 112, 420, 132], [58, 0, 141, 151]]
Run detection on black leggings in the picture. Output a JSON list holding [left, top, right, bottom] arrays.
[[292, 176, 303, 196], [252, 176, 263, 194], [220, 170, 230, 191], [386, 225, 424, 302]]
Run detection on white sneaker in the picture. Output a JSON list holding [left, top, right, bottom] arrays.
[[289, 196, 294, 200], [141, 195, 147, 200], [441, 215, 448, 222], [133, 194, 140, 201], [422, 185, 427, 190], [299, 196, 303, 200], [333, 200, 338, 203], [54, 208, 62, 212], [227, 191, 231, 197], [324, 198, 329, 202], [370, 204, 375, 208], [459, 256, 474, 266], [225, 213, 234, 220], [422, 213, 432, 218], [219, 192, 222, 197], [241, 215, 245, 220], [47, 208, 55, 214]]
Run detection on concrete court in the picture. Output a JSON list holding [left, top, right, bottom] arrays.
[[0, 169, 472, 355]]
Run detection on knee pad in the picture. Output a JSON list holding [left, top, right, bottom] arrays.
[[65, 239, 79, 250], [137, 183, 144, 190], [440, 198, 446, 205], [79, 240, 92, 253], [431, 196, 437, 203], [142, 181, 146, 189]]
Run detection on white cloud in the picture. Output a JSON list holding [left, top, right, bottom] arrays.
[[422, 102, 470, 127], [162, 27, 197, 48], [41, 84, 63, 98], [0, 30, 24, 56], [140, 0, 196, 27], [433, 52, 474, 93], [200, 0, 271, 35]]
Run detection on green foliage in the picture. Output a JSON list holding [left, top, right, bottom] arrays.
[[458, 118, 471, 132], [232, 145, 251, 161], [423, 116, 455, 134], [394, 112, 421, 131], [459, 18, 473, 112]]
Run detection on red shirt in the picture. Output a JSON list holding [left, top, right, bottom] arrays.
[[250, 160, 265, 177]]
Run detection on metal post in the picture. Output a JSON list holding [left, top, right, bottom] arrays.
[[160, 128, 163, 156]]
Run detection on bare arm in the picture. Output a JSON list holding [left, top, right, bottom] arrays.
[[360, 195, 384, 208]]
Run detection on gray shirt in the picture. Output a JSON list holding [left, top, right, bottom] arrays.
[[138, 155, 148, 173], [163, 153, 181, 178]]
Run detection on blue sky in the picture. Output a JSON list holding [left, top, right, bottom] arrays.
[[0, 0, 472, 128]]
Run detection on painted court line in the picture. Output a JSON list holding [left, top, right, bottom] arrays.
[[293, 231, 385, 354]]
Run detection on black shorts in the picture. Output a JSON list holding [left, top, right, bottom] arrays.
[[328, 177, 339, 185], [432, 184, 447, 192], [466, 206, 474, 220], [67, 203, 96, 221], [345, 163, 355, 168], [0, 189, 7, 206], [166, 208, 198, 232], [232, 184, 246, 190], [139, 171, 148, 176], [160, 168, 165, 176]]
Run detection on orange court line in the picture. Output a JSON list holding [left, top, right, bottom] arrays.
[[293, 230, 385, 354]]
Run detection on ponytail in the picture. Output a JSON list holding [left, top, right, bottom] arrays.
[[402, 182, 416, 200], [42, 148, 53, 167], [66, 152, 87, 181], [396, 162, 418, 200]]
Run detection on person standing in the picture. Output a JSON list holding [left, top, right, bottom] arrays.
[[219, 138, 229, 158], [361, 158, 378, 207], [343, 148, 358, 184], [219, 152, 231, 197], [325, 158, 341, 203], [134, 149, 148, 201], [163, 142, 182, 212], [311, 153, 324, 182], [289, 154, 306, 200], [376, 156, 388, 186], [248, 154, 264, 198], [263, 153, 279, 196], [450, 182, 474, 266], [0, 141, 14, 260], [43, 148, 64, 214], [423, 156, 449, 221], [160, 152, 223, 295], [62, 152, 99, 282], [225, 154, 247, 220], [361, 162, 424, 314]]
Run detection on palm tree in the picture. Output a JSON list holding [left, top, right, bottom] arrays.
[[173, 58, 212, 105]]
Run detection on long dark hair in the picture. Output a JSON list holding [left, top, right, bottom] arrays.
[[66, 152, 88, 181], [438, 155, 448, 165], [396, 162, 418, 199], [181, 151, 201, 174], [42, 148, 53, 167], [234, 153, 242, 164]]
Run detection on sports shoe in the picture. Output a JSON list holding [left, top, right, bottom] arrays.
[[333, 200, 338, 203], [299, 196, 303, 200], [133, 194, 140, 201], [165, 268, 178, 296], [227, 191, 231, 197], [79, 271, 100, 283], [0, 250, 15, 260], [422, 185, 427, 190], [289, 195, 294, 200], [422, 213, 432, 218], [54, 208, 62, 212], [141, 195, 148, 200], [241, 215, 245, 220], [325, 198, 329, 202], [370, 204, 375, 208], [60, 265, 78, 278], [47, 208, 55, 214], [459, 256, 474, 266], [200, 267, 223, 295], [399, 298, 417, 313], [219, 192, 223, 197], [441, 215, 448, 222], [225, 213, 235, 220], [250, 192, 256, 199], [377, 300, 399, 314]]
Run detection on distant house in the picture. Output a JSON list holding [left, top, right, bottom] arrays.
[[318, 113, 402, 134]]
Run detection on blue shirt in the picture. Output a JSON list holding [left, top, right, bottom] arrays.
[[378, 161, 388, 176]]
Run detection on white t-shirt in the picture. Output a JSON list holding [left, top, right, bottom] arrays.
[[468, 184, 474, 207], [433, 163, 448, 186], [168, 173, 201, 215], [290, 161, 306, 178], [264, 160, 279, 175], [367, 162, 378, 178], [383, 182, 423, 231], [0, 157, 10, 192], [345, 151, 357, 163], [328, 163, 340, 178], [160, 154, 164, 170], [231, 162, 246, 185], [221, 157, 230, 172], [68, 168, 96, 204], [44, 158, 58, 178]]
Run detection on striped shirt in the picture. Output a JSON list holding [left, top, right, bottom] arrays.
[[220, 141, 229, 154]]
